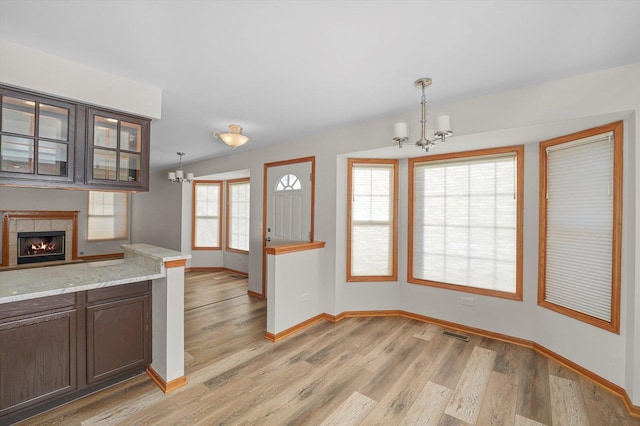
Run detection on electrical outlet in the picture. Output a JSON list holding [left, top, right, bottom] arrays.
[[461, 297, 474, 306], [301, 293, 310, 302]]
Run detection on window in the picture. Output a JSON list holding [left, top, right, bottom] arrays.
[[192, 180, 222, 249], [409, 146, 524, 299], [275, 173, 302, 191], [87, 191, 128, 241], [227, 178, 250, 253], [539, 122, 622, 333], [347, 159, 398, 281]]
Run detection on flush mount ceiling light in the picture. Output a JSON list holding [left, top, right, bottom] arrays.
[[393, 78, 453, 150], [213, 124, 249, 148], [168, 152, 194, 184]]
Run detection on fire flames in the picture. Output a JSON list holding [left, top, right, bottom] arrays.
[[28, 240, 57, 254]]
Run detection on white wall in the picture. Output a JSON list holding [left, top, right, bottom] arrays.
[[0, 186, 131, 257], [124, 63, 640, 404]]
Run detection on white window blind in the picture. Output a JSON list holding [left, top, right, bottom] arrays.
[[193, 181, 221, 248], [412, 153, 517, 293], [349, 161, 396, 278], [228, 180, 250, 252], [87, 191, 128, 241], [544, 132, 613, 322]]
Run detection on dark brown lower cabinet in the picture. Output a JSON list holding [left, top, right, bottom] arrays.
[[0, 282, 151, 424]]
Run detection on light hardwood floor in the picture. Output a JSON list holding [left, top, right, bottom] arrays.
[[17, 271, 640, 425]]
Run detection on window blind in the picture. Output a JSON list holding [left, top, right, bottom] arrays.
[[87, 191, 128, 241], [412, 153, 517, 293], [544, 132, 613, 321], [349, 162, 396, 278], [194, 181, 221, 248], [228, 180, 250, 251]]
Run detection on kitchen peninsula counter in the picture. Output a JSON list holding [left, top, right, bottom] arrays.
[[0, 244, 190, 424], [0, 243, 187, 304]]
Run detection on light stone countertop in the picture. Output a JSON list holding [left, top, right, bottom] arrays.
[[0, 243, 190, 304]]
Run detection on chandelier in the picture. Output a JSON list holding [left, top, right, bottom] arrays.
[[214, 124, 249, 148], [393, 78, 453, 150], [168, 152, 194, 184]]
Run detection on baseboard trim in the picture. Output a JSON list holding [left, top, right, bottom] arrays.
[[186, 266, 224, 272], [247, 290, 264, 299], [78, 252, 124, 262], [224, 267, 248, 277], [264, 314, 326, 342], [146, 367, 188, 394], [269, 309, 639, 418]]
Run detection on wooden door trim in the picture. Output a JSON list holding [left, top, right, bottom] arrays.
[[262, 156, 316, 297]]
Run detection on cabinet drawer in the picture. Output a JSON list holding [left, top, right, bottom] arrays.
[[0, 293, 76, 322], [87, 281, 150, 304]]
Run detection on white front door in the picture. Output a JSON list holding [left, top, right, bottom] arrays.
[[266, 161, 312, 245]]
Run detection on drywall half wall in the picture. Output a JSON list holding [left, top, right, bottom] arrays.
[[141, 63, 639, 404]]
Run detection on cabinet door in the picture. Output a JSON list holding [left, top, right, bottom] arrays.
[[86, 294, 151, 384], [0, 309, 78, 417], [0, 87, 76, 186], [86, 108, 150, 191]]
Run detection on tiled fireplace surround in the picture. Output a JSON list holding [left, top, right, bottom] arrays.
[[1, 211, 78, 267]]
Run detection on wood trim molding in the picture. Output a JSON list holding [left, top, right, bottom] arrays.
[[264, 313, 326, 342], [146, 366, 187, 394], [262, 156, 316, 298], [164, 259, 187, 268], [407, 146, 524, 301], [266, 309, 639, 418], [78, 252, 124, 262], [2, 210, 79, 266], [265, 241, 326, 255], [186, 266, 224, 273], [247, 290, 264, 299], [538, 121, 623, 334]]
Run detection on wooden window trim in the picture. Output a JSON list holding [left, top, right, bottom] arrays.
[[347, 158, 399, 282], [408, 145, 524, 300], [192, 180, 222, 250], [538, 121, 622, 333], [226, 177, 250, 254]]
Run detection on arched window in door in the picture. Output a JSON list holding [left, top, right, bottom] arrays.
[[275, 173, 302, 191]]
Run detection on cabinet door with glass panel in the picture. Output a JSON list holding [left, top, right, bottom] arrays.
[[86, 108, 150, 190], [0, 87, 75, 183]]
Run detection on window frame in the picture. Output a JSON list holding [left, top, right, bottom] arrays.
[[347, 158, 399, 282], [408, 145, 524, 300], [86, 190, 129, 242], [192, 180, 223, 250], [538, 121, 623, 333], [226, 177, 251, 254]]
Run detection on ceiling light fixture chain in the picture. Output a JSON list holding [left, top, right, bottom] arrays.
[[393, 77, 453, 151]]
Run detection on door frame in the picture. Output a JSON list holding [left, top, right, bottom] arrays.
[[261, 156, 316, 297]]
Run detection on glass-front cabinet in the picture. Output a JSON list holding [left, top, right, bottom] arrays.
[[87, 109, 149, 189], [0, 86, 150, 191], [0, 88, 75, 183]]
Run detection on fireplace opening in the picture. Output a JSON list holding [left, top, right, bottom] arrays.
[[17, 231, 66, 264]]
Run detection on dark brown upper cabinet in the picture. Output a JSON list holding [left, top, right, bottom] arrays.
[[0, 85, 150, 192], [86, 108, 150, 191], [0, 87, 76, 185]]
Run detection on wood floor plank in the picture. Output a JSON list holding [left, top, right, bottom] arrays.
[[318, 391, 376, 426], [549, 375, 591, 426], [476, 371, 518, 426], [444, 346, 497, 424], [399, 381, 453, 426], [13, 271, 640, 426], [516, 350, 552, 425], [359, 336, 454, 425], [514, 413, 549, 425]]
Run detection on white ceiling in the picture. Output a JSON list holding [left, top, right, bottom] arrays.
[[1, 0, 639, 171]]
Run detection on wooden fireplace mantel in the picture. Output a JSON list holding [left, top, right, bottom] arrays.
[[1, 211, 79, 267]]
